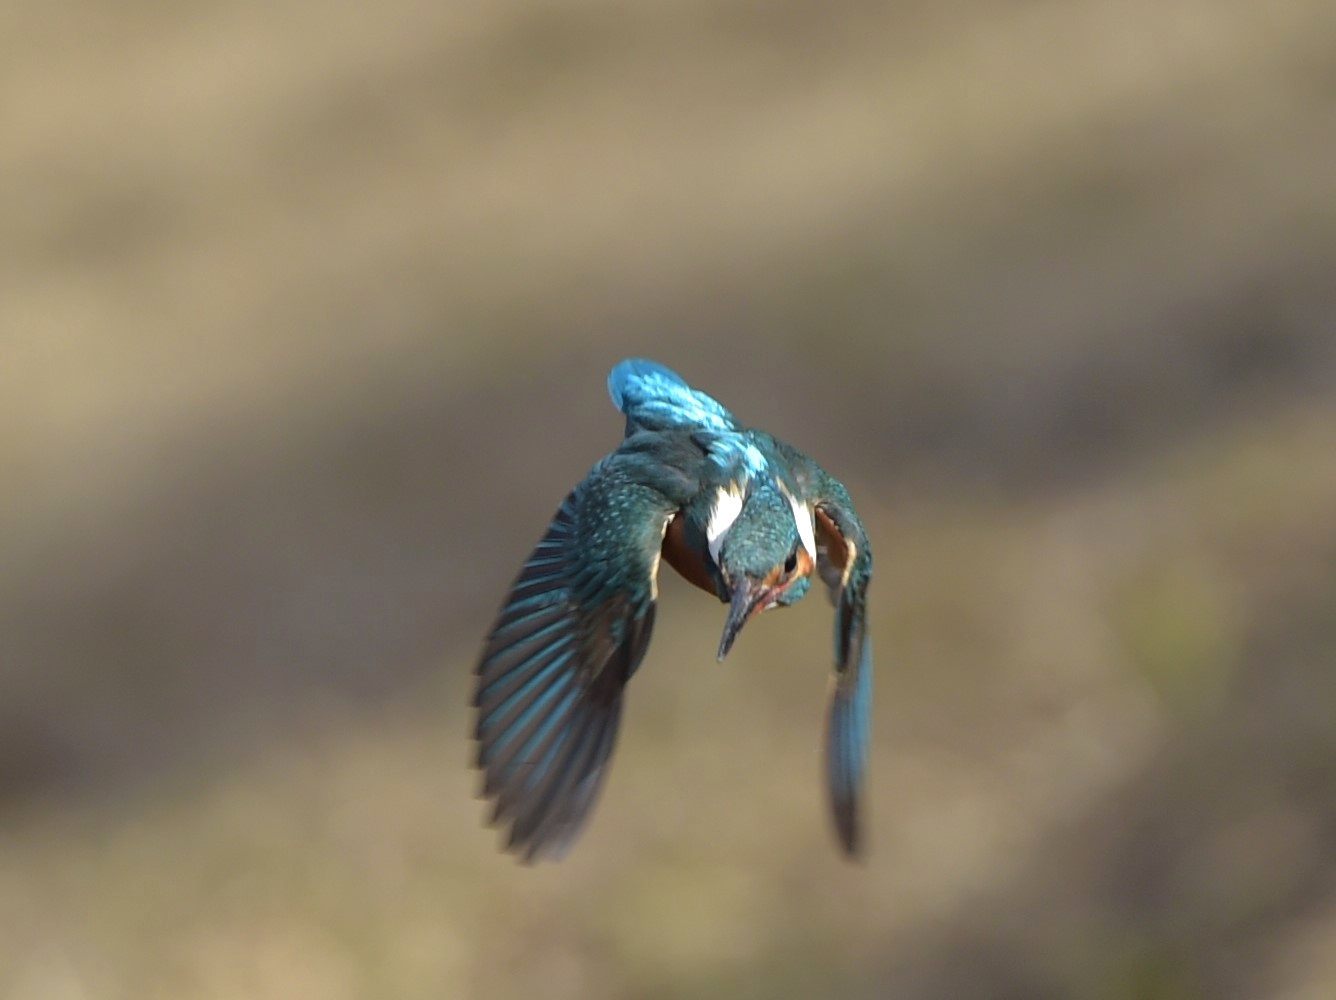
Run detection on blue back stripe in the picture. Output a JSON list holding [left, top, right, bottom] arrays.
[[607, 358, 736, 432]]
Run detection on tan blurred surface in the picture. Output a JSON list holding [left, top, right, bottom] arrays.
[[3, 1, 1335, 997]]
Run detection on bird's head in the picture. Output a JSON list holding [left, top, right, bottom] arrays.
[[713, 482, 816, 660]]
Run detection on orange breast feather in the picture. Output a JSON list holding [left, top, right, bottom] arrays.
[[660, 513, 719, 597]]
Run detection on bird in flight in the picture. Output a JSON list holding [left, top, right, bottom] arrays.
[[472, 359, 873, 861]]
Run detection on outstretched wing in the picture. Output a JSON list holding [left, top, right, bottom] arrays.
[[472, 445, 694, 862], [811, 474, 873, 858]]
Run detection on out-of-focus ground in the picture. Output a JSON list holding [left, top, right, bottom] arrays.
[[3, 1, 1335, 997]]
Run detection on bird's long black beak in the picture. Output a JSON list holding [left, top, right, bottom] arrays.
[[717, 576, 770, 661]]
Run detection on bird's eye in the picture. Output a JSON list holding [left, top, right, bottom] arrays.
[[783, 551, 798, 576]]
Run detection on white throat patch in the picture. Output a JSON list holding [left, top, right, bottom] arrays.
[[786, 491, 818, 563], [706, 485, 745, 564]]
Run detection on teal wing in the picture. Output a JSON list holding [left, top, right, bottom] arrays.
[[811, 474, 873, 858], [472, 446, 694, 862]]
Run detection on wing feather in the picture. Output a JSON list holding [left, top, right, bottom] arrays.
[[472, 449, 685, 862], [811, 477, 874, 858]]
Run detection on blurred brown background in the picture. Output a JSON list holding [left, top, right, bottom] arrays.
[[3, 1, 1335, 997]]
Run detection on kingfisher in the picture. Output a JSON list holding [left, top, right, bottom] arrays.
[[472, 359, 873, 862]]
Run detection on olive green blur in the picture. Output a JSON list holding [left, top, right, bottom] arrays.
[[3, 1, 1335, 998]]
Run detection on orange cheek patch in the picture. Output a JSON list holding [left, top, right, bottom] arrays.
[[768, 548, 814, 601]]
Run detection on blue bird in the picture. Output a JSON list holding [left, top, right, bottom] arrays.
[[472, 359, 873, 861]]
